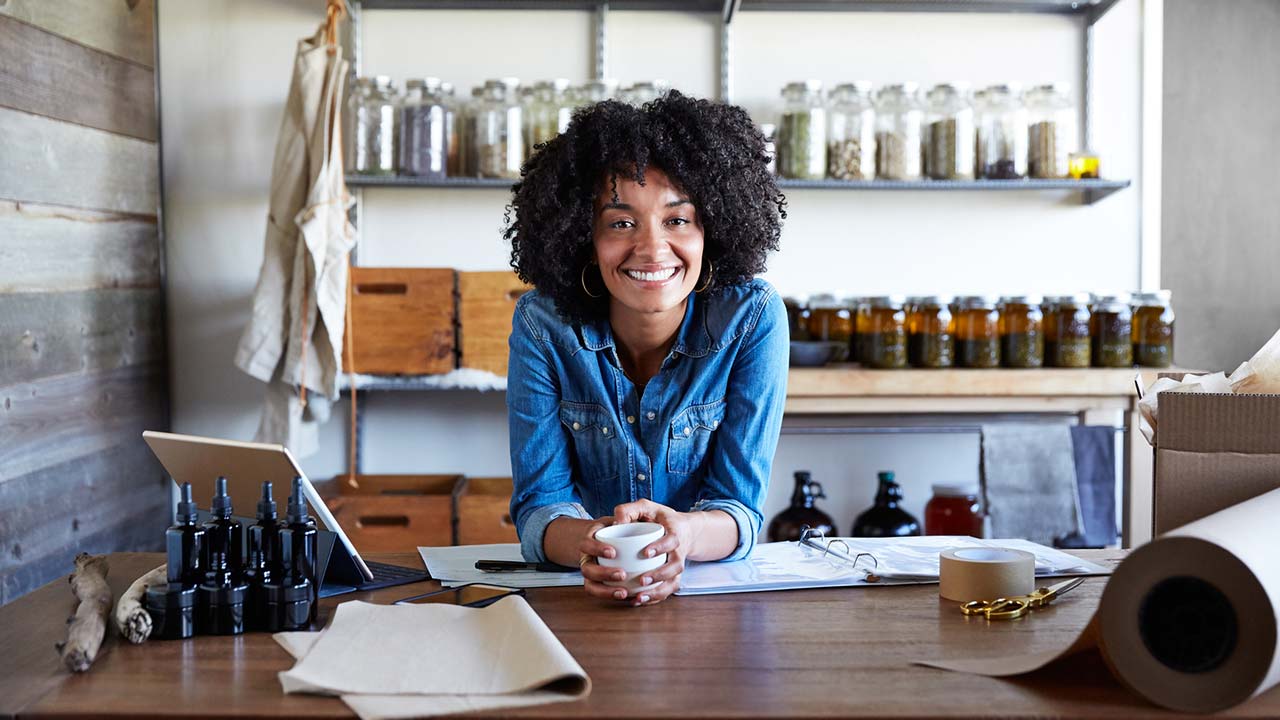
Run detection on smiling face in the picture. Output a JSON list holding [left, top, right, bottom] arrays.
[[592, 168, 705, 319]]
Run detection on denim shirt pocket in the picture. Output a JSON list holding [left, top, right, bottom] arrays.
[[666, 398, 727, 475], [559, 401, 619, 484]]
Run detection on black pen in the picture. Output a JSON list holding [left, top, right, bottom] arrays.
[[475, 560, 567, 573]]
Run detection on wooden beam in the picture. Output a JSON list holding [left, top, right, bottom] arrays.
[[0, 15, 157, 141], [0, 107, 157, 215], [0, 0, 154, 68], [0, 200, 159, 293], [786, 367, 1168, 399], [0, 363, 166, 486], [0, 289, 163, 387]]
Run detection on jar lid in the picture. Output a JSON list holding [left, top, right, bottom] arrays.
[[807, 293, 844, 309], [999, 294, 1044, 306], [868, 295, 906, 308], [1028, 82, 1071, 96], [1132, 290, 1172, 306], [831, 81, 872, 97], [581, 79, 619, 97], [911, 295, 952, 306], [956, 295, 997, 308], [1091, 292, 1132, 306], [880, 81, 919, 94], [373, 75, 394, 90], [1045, 292, 1091, 305], [440, 81, 455, 96], [932, 483, 980, 498], [783, 80, 824, 95], [927, 82, 970, 96], [354, 77, 374, 88], [982, 82, 1021, 95]]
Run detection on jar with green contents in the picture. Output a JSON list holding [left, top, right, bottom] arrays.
[[1090, 293, 1134, 367], [1132, 290, 1175, 367], [802, 294, 852, 361], [852, 297, 873, 365], [998, 295, 1044, 368], [924, 83, 975, 180], [955, 296, 1000, 368], [1044, 293, 1092, 367], [865, 296, 908, 369], [907, 295, 954, 368], [524, 79, 572, 158], [777, 81, 827, 180]]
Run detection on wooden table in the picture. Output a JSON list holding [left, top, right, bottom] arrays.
[[4, 550, 1276, 719]]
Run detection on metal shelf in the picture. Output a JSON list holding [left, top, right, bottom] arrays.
[[359, 0, 1119, 19], [345, 175, 515, 189]]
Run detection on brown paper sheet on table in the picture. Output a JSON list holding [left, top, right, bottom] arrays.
[[277, 598, 590, 720], [918, 488, 1280, 714]]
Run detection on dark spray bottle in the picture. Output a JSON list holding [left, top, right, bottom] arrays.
[[197, 477, 247, 634], [279, 477, 318, 626], [243, 481, 281, 631], [165, 482, 205, 586], [203, 476, 244, 577]]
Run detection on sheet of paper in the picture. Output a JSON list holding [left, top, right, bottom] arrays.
[[677, 536, 1111, 596], [276, 598, 590, 720], [418, 543, 583, 589]]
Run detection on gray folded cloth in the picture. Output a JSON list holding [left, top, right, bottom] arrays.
[[1066, 425, 1119, 548], [981, 424, 1084, 545]]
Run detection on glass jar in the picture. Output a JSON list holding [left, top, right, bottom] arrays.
[[907, 295, 954, 368], [440, 82, 463, 177], [777, 80, 828, 180], [954, 295, 1000, 368], [760, 123, 778, 175], [852, 297, 873, 365], [783, 296, 807, 341], [524, 79, 573, 157], [1132, 290, 1175, 367], [925, 484, 984, 537], [621, 80, 667, 105], [800, 293, 852, 360], [576, 79, 618, 107], [998, 295, 1044, 368], [472, 78, 524, 180], [1044, 293, 1092, 367], [1090, 293, 1134, 367], [399, 78, 448, 179], [976, 83, 1027, 179], [851, 472, 921, 538], [1025, 83, 1076, 179], [1069, 150, 1101, 179], [924, 83, 975, 180], [865, 296, 908, 369], [766, 471, 836, 543], [349, 75, 399, 176], [826, 82, 876, 180], [874, 83, 924, 180]]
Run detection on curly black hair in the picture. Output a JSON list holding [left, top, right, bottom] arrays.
[[504, 90, 786, 325]]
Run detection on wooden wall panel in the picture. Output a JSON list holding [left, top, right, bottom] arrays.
[[0, 106, 158, 215], [0, 200, 159, 293], [0, 15, 157, 141], [0, 0, 154, 68], [0, 289, 163, 386]]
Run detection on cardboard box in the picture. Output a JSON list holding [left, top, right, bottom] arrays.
[[1153, 390, 1280, 535]]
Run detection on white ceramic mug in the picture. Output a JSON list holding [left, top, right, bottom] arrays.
[[594, 522, 667, 593]]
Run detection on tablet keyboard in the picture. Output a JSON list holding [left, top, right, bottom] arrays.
[[363, 560, 431, 590]]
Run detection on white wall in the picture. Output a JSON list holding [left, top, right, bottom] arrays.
[[160, 1, 1144, 532]]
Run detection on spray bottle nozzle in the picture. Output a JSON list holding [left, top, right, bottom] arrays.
[[287, 476, 309, 525], [176, 482, 198, 524], [257, 481, 277, 520], [211, 476, 233, 517]]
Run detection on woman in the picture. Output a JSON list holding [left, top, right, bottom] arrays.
[[504, 91, 789, 606]]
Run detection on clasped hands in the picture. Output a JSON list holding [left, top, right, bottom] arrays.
[[578, 499, 696, 607]]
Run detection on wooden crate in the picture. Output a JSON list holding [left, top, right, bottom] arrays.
[[457, 271, 531, 376], [345, 267, 456, 375], [453, 476, 519, 545], [326, 474, 460, 552]]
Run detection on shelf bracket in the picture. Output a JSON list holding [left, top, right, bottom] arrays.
[[594, 0, 609, 81], [719, 0, 741, 101]]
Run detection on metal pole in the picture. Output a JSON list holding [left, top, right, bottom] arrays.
[[594, 1, 609, 81]]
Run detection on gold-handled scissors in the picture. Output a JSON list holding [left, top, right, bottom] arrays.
[[960, 577, 1086, 620]]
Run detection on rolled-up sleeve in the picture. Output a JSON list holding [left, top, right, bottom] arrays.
[[507, 304, 590, 562], [694, 290, 790, 561]]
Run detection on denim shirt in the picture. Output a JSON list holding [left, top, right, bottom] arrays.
[[506, 279, 789, 564]]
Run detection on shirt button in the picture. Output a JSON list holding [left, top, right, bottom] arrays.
[[637, 473, 646, 482], [602, 427, 609, 435], [646, 411, 656, 420], [683, 426, 692, 436], [626, 415, 635, 424], [572, 422, 581, 430]]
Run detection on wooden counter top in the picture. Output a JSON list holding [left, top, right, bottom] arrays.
[[787, 367, 1167, 398]]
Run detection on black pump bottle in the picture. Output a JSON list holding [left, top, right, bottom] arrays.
[[244, 481, 281, 630], [203, 476, 244, 577], [165, 482, 205, 586], [279, 477, 318, 625]]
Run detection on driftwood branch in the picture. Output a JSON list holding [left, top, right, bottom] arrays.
[[56, 553, 112, 672], [113, 564, 166, 644]]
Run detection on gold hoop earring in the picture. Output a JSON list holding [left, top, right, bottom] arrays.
[[695, 260, 715, 293], [581, 263, 602, 299]]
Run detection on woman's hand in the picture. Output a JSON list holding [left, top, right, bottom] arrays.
[[606, 499, 701, 607], [575, 517, 634, 602]]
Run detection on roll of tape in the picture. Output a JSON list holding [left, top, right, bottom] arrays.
[[939, 547, 1036, 601]]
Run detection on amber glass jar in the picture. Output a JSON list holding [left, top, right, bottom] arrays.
[[843, 297, 864, 364], [998, 295, 1044, 368], [954, 296, 1000, 368], [1132, 290, 1175, 368], [924, 483, 984, 537], [1090, 293, 1134, 367], [1044, 293, 1092, 367], [802, 294, 853, 361], [864, 296, 908, 369], [784, 296, 807, 341], [907, 295, 954, 368], [852, 297, 873, 365]]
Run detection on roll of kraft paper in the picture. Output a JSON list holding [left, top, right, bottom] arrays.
[[939, 548, 1035, 602], [918, 487, 1280, 714]]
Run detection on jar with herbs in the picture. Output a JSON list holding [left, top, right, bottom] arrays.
[[621, 80, 667, 106], [1044, 293, 1092, 367], [852, 297, 873, 365], [440, 82, 463, 177], [576, 79, 618, 107], [1091, 293, 1134, 367], [864, 296, 908, 369], [777, 81, 828, 181], [348, 76, 399, 176], [955, 296, 1000, 368], [826, 82, 875, 180], [907, 295, 954, 368], [399, 78, 448, 179], [874, 83, 924, 180], [975, 84, 1027, 179], [998, 295, 1044, 368], [1025, 83, 1076, 179], [524, 79, 573, 157], [472, 79, 524, 180], [799, 294, 852, 361], [1132, 290, 1175, 367], [924, 83, 975, 180]]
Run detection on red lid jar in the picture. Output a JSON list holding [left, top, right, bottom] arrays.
[[924, 483, 984, 537]]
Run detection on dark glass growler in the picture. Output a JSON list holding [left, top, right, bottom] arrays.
[[767, 471, 836, 542], [850, 471, 921, 537]]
